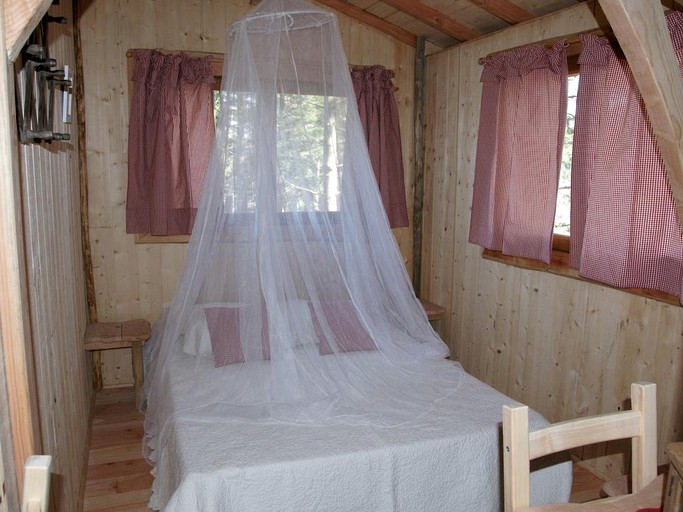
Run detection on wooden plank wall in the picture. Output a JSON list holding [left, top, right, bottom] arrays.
[[78, 0, 415, 387], [0, 443, 7, 512], [0, 332, 17, 512], [14, 1, 92, 509], [423, 0, 683, 476]]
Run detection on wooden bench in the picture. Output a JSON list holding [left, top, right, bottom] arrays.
[[84, 319, 151, 408]]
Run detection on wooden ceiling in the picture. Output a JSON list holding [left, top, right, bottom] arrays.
[[310, 0, 683, 234], [314, 0, 683, 53], [316, 0, 583, 51]]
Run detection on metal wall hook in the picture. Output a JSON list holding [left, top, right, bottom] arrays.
[[46, 15, 68, 24]]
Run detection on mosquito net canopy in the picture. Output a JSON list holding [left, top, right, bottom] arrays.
[[142, 0, 464, 462]]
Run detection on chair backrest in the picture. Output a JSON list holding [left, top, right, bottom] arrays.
[[22, 455, 52, 512], [503, 382, 657, 512]]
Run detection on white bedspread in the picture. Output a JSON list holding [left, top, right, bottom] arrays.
[[149, 358, 571, 511]]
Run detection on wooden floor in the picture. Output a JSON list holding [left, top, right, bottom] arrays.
[[83, 387, 605, 511], [83, 387, 153, 511]]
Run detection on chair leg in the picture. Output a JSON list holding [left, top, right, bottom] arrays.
[[132, 341, 144, 409]]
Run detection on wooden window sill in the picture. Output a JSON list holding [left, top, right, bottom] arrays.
[[134, 233, 191, 244], [482, 248, 680, 307]]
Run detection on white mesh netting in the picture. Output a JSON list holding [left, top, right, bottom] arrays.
[[142, 0, 464, 463]]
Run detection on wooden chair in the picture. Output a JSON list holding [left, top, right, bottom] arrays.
[[22, 455, 52, 512], [503, 382, 664, 512]]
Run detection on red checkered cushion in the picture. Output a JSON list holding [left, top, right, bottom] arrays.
[[204, 306, 270, 367], [308, 301, 376, 355]]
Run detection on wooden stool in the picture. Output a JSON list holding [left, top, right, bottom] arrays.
[[419, 298, 446, 323], [84, 319, 151, 408]]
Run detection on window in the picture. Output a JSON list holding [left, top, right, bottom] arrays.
[[275, 93, 346, 213], [213, 89, 347, 224], [127, 50, 223, 244], [473, 36, 683, 305], [549, 74, 578, 255], [553, 74, 578, 238], [130, 52, 404, 242]]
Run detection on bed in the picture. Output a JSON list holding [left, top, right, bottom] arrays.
[[141, 2, 572, 508], [147, 349, 572, 511]]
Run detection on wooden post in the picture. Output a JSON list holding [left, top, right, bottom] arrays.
[[598, 0, 683, 234], [412, 36, 426, 297], [74, 0, 101, 387], [4, 0, 53, 61]]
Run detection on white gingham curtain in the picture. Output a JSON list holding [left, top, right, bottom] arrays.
[[469, 41, 568, 264]]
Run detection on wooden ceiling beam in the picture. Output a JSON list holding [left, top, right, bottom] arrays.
[[316, 0, 417, 46], [467, 0, 534, 24], [661, 0, 683, 11], [381, 0, 481, 41], [4, 0, 52, 61], [597, 0, 683, 231]]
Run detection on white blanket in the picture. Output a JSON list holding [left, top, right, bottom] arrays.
[[149, 364, 571, 511]]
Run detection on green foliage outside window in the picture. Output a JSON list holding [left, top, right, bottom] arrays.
[[554, 74, 579, 236], [213, 90, 346, 214]]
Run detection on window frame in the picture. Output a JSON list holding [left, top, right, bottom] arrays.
[[127, 51, 353, 244], [551, 60, 578, 254]]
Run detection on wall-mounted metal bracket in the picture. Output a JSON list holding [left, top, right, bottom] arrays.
[[15, 11, 72, 144]]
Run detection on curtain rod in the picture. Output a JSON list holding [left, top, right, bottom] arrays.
[[349, 64, 399, 91], [125, 49, 395, 75], [126, 49, 223, 60], [477, 27, 610, 65], [349, 64, 395, 76], [125, 49, 398, 90]]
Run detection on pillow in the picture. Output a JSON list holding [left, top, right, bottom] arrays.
[[308, 301, 376, 355], [182, 305, 212, 356], [204, 305, 270, 367]]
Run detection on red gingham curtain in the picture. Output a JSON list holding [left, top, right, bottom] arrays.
[[571, 14, 683, 301], [469, 41, 568, 263], [352, 66, 409, 228], [126, 50, 215, 235]]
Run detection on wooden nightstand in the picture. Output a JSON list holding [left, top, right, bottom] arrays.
[[419, 298, 446, 322], [664, 442, 683, 512]]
